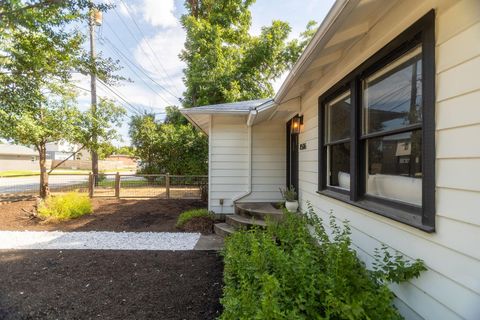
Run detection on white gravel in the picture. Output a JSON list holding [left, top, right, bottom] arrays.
[[0, 231, 201, 251]]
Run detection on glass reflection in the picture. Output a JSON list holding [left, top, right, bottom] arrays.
[[363, 47, 422, 134]]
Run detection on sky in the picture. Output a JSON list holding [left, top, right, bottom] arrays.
[[75, 0, 336, 146]]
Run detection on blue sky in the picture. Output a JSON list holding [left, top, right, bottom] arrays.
[[75, 0, 336, 146]]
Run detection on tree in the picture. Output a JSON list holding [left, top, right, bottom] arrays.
[[129, 113, 207, 175], [180, 0, 317, 107], [0, 0, 123, 198], [164, 106, 188, 126]]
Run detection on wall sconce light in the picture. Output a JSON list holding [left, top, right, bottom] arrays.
[[291, 115, 303, 134]]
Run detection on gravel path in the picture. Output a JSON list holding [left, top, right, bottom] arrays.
[[0, 231, 201, 250]]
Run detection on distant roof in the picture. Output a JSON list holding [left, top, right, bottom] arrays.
[[0, 144, 37, 156], [181, 98, 273, 114]]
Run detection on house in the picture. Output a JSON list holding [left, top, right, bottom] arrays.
[[182, 0, 480, 319], [45, 141, 90, 161], [0, 144, 38, 171], [105, 154, 138, 169]]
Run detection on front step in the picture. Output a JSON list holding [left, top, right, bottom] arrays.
[[235, 202, 284, 221], [214, 223, 236, 237], [225, 214, 267, 229], [214, 202, 284, 237]]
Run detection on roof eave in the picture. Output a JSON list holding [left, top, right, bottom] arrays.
[[180, 109, 250, 115], [274, 0, 353, 103]]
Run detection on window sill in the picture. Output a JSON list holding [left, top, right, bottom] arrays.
[[316, 189, 435, 233]]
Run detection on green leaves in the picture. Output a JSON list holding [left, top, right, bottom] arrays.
[[129, 113, 208, 175], [180, 0, 318, 107], [220, 206, 427, 319]]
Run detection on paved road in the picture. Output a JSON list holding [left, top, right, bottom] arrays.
[[0, 175, 91, 194]]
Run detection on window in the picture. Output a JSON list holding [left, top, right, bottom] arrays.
[[325, 91, 351, 191], [318, 11, 435, 232]]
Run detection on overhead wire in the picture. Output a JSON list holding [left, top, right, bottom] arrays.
[[117, 0, 182, 97], [110, 4, 182, 101], [70, 82, 142, 115], [98, 35, 173, 106]]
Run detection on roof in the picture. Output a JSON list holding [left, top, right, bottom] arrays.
[[181, 98, 273, 115], [0, 144, 37, 156]]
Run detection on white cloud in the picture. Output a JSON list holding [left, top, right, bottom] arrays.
[[118, 1, 131, 16], [141, 0, 178, 28], [133, 25, 186, 103]]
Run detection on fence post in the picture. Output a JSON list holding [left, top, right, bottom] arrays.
[[88, 172, 94, 198], [115, 172, 120, 198], [165, 173, 170, 199]]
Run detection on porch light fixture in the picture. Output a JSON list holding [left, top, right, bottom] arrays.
[[291, 115, 303, 134]]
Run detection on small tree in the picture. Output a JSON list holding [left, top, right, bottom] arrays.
[[129, 113, 207, 175], [0, 0, 123, 198]]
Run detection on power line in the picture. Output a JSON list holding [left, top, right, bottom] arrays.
[[110, 5, 182, 101], [102, 21, 180, 105], [99, 36, 173, 106], [71, 82, 141, 115], [117, 0, 182, 97], [96, 79, 144, 115]]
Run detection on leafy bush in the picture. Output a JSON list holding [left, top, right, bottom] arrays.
[[220, 203, 426, 320], [176, 208, 213, 228], [38, 192, 93, 220]]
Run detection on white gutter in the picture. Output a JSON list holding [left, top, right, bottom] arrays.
[[232, 109, 258, 204], [274, 0, 352, 103]]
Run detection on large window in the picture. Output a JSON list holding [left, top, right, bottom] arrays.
[[325, 91, 351, 191], [318, 11, 435, 232]]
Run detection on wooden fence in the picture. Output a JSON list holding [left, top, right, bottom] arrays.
[[0, 173, 208, 201]]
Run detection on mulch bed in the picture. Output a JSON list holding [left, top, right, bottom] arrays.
[[0, 198, 208, 232], [181, 216, 215, 234], [0, 250, 223, 320]]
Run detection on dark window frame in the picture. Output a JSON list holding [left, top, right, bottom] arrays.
[[317, 11, 435, 232]]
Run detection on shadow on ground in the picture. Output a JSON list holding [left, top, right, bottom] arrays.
[[0, 198, 208, 232], [0, 249, 223, 320]]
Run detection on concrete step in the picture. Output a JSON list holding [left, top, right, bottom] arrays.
[[235, 202, 284, 221], [225, 214, 267, 229], [214, 223, 236, 237]]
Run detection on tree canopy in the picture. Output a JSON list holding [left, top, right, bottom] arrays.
[[129, 113, 208, 175], [180, 0, 317, 107], [0, 0, 123, 197]]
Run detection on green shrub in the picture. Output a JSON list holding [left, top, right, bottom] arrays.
[[38, 192, 93, 220], [176, 208, 212, 228], [220, 203, 426, 320]]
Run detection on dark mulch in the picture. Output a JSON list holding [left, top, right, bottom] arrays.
[[0, 250, 223, 320], [0, 198, 207, 232], [181, 216, 215, 234]]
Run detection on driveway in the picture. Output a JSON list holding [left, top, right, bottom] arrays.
[[0, 175, 89, 194]]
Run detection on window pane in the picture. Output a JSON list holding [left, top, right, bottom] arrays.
[[328, 142, 350, 190], [326, 91, 351, 143], [363, 46, 422, 134], [366, 130, 422, 205]]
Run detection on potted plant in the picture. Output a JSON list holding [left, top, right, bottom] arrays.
[[280, 185, 298, 212]]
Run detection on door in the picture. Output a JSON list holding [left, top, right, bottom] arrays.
[[286, 118, 299, 195]]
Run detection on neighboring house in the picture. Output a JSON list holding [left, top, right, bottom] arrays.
[[0, 144, 38, 171], [182, 0, 480, 319], [105, 154, 138, 168], [45, 141, 90, 161]]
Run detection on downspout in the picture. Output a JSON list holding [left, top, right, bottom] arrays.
[[232, 109, 257, 204]]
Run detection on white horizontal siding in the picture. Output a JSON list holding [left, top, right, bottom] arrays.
[[209, 115, 249, 213], [243, 120, 285, 202], [437, 90, 480, 130], [294, 1, 480, 318]]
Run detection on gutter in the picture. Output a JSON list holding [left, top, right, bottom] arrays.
[[274, 0, 351, 103], [232, 109, 257, 204], [232, 99, 276, 204]]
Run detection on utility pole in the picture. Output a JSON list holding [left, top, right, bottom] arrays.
[[89, 6, 102, 183]]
